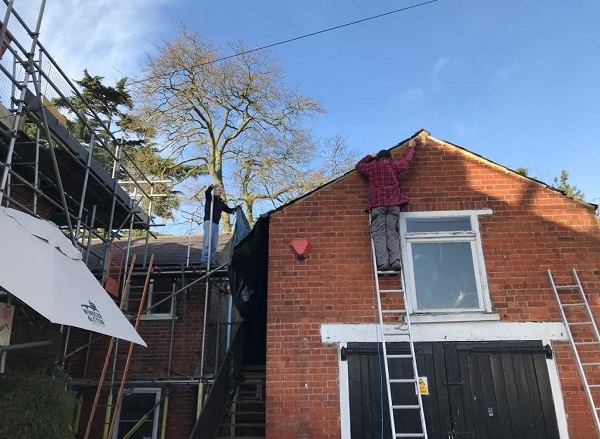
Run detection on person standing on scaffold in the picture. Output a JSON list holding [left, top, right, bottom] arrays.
[[200, 183, 236, 270]]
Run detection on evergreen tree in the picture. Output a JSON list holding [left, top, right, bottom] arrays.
[[54, 70, 205, 220], [553, 170, 585, 200]]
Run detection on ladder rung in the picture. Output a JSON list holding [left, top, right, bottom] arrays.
[[390, 378, 416, 384], [588, 384, 600, 388], [575, 341, 600, 346], [380, 289, 403, 294], [382, 309, 404, 314], [387, 354, 413, 359], [568, 322, 593, 326], [393, 405, 421, 410], [562, 303, 585, 307], [556, 285, 579, 289], [582, 363, 600, 367], [395, 434, 425, 438]]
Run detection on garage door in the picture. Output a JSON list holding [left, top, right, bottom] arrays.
[[345, 341, 560, 439]]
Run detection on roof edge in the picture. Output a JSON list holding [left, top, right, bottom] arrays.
[[427, 134, 598, 212]]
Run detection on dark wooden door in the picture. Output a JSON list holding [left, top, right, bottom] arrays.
[[346, 341, 560, 439]]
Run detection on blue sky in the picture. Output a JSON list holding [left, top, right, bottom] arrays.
[[16, 0, 600, 225]]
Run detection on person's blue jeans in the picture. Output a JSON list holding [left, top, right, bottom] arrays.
[[201, 220, 219, 265]]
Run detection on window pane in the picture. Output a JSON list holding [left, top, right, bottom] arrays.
[[117, 392, 157, 439], [120, 392, 156, 418], [406, 217, 471, 233], [117, 421, 154, 439], [126, 284, 144, 314], [129, 278, 173, 315], [412, 242, 479, 309], [148, 278, 173, 314]]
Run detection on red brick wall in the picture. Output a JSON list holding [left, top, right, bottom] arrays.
[[266, 136, 600, 438], [68, 278, 237, 438]]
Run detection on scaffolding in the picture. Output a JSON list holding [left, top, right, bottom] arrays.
[[0, 3, 244, 437], [0, 1, 157, 264]]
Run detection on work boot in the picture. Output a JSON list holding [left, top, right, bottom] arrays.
[[377, 264, 390, 272], [390, 259, 401, 271]]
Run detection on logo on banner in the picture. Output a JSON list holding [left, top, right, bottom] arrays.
[[1, 304, 14, 346], [81, 301, 105, 327]]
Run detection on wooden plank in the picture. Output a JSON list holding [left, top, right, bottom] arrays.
[[477, 353, 501, 439], [489, 353, 514, 438]]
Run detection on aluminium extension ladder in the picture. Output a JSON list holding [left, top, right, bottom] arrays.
[[548, 268, 600, 437], [371, 240, 428, 438]]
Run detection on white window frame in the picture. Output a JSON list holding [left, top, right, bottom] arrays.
[[400, 209, 493, 315], [112, 387, 161, 439], [128, 278, 175, 320]]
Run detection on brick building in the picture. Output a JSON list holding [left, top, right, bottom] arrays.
[[1, 6, 257, 437], [262, 129, 600, 438], [67, 234, 245, 438]]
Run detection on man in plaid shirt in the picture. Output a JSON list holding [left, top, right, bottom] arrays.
[[356, 138, 418, 273]]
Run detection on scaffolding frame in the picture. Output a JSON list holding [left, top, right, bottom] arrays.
[[0, 3, 243, 437], [0, 1, 157, 256]]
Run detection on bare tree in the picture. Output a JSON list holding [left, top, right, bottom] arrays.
[[132, 28, 336, 229]]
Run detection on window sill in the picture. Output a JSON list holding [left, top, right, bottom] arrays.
[[140, 314, 175, 321], [409, 312, 500, 323]]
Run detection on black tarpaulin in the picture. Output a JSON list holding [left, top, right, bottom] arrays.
[[229, 214, 268, 315]]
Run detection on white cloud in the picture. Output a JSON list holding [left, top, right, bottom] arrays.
[[384, 87, 424, 113], [432, 56, 448, 92], [14, 0, 169, 83], [433, 57, 448, 76], [400, 87, 425, 105], [495, 62, 519, 82], [452, 121, 478, 137], [496, 68, 510, 81]]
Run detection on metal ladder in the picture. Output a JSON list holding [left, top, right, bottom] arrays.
[[548, 268, 600, 436], [371, 240, 428, 438]]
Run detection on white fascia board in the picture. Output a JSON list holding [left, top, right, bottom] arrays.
[[401, 209, 493, 218], [321, 321, 567, 344]]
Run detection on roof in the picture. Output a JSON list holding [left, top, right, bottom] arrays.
[[265, 129, 597, 216], [0, 90, 150, 229], [87, 233, 233, 273]]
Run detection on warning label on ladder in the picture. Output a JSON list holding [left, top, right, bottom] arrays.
[[418, 377, 429, 395]]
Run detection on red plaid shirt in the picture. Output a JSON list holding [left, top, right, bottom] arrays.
[[355, 146, 414, 210]]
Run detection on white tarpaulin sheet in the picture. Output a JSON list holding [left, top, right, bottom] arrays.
[[0, 207, 146, 346]]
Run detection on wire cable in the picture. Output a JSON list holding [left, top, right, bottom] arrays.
[[127, 0, 440, 86], [203, 1, 439, 65], [0, 1, 440, 117]]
